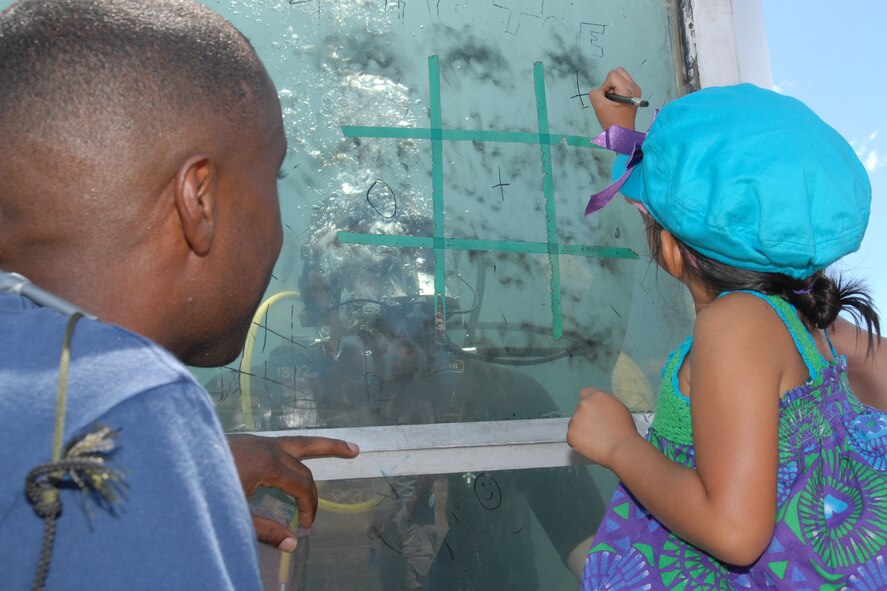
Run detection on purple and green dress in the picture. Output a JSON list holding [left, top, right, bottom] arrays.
[[582, 292, 887, 590]]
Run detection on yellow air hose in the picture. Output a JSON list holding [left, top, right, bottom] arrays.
[[240, 291, 301, 431]]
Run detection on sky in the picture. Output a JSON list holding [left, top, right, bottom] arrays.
[[763, 0, 887, 316]]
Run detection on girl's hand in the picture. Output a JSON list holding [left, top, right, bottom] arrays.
[[567, 387, 640, 468], [588, 67, 642, 131]]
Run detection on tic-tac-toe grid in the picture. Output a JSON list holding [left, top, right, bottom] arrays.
[[339, 55, 638, 339]]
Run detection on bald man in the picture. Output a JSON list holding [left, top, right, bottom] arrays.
[[0, 1, 356, 589]]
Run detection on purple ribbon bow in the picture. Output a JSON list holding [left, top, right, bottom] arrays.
[[584, 125, 647, 215]]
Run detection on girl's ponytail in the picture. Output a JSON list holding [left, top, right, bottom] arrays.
[[785, 271, 841, 329], [786, 273, 881, 355]]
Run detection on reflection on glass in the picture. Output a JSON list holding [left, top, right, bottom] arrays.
[[252, 466, 614, 591]]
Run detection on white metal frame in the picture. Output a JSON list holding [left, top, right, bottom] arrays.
[[679, 0, 772, 89], [260, 415, 653, 481]]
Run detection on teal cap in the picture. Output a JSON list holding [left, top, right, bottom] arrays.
[[611, 84, 870, 280]]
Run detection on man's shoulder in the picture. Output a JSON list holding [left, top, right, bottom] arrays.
[[0, 297, 259, 591], [0, 294, 207, 440]]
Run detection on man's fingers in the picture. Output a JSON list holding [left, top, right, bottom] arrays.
[[274, 435, 360, 460], [295, 479, 320, 530], [251, 514, 299, 553], [263, 458, 319, 527], [266, 458, 321, 529], [231, 435, 360, 536]]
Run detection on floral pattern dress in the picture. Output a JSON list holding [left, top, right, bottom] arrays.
[[582, 292, 887, 590]]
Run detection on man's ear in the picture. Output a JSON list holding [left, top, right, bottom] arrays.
[[658, 229, 685, 280], [174, 154, 216, 256]]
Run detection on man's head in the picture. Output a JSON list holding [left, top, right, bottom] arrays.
[[0, 0, 286, 365]]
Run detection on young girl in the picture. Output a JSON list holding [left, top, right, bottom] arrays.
[[567, 68, 887, 590]]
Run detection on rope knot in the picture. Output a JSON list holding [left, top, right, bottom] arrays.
[[25, 464, 63, 520]]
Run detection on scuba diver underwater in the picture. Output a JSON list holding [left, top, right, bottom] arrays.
[[222, 193, 614, 590]]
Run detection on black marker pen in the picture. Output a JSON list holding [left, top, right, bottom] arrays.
[[605, 92, 649, 108]]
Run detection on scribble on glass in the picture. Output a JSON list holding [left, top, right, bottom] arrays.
[[571, 71, 590, 110], [207, 365, 247, 404], [493, 0, 546, 36], [492, 166, 510, 200], [367, 178, 398, 219], [250, 319, 309, 352], [443, 540, 455, 560], [474, 473, 502, 510], [373, 526, 406, 555], [385, 0, 407, 20], [365, 372, 384, 401], [579, 22, 606, 57]]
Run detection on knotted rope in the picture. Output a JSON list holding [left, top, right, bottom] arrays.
[[24, 313, 126, 590]]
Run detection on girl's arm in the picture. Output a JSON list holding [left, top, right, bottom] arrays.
[[568, 293, 784, 565]]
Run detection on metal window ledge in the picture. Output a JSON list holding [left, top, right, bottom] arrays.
[[253, 414, 653, 481]]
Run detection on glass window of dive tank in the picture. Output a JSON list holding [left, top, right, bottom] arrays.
[[171, 0, 706, 589]]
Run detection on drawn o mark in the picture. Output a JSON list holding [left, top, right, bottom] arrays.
[[366, 179, 397, 219], [473, 473, 502, 510]]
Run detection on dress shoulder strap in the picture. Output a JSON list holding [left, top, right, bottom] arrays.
[[722, 290, 829, 381]]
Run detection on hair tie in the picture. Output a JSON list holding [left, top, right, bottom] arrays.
[[792, 286, 813, 295]]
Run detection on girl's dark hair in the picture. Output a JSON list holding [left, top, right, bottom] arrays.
[[644, 217, 881, 355]]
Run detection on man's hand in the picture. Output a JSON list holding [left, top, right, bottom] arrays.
[[227, 433, 359, 552], [588, 67, 642, 131]]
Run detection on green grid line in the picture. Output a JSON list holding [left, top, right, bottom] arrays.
[[533, 61, 563, 339], [337, 232, 638, 259], [341, 126, 604, 149], [428, 55, 446, 316]]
